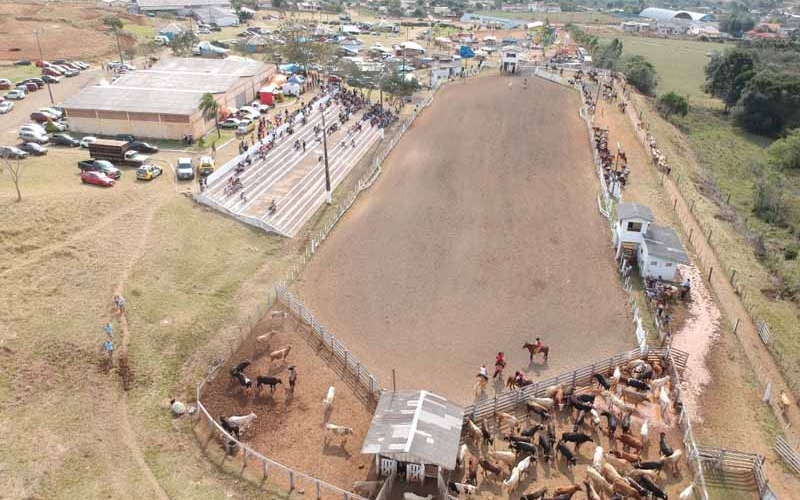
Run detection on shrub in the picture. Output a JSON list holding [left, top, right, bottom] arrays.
[[620, 55, 658, 96], [785, 246, 798, 261], [656, 92, 689, 118]]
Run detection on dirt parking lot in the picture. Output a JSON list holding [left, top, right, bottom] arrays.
[[296, 75, 632, 405]]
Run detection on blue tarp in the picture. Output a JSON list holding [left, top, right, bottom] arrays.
[[288, 75, 305, 84], [279, 63, 301, 73], [459, 45, 475, 58]]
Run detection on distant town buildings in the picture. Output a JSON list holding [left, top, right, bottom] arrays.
[[500, 2, 561, 13]]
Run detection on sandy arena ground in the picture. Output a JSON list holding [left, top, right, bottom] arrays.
[[295, 75, 632, 405], [201, 306, 375, 492]]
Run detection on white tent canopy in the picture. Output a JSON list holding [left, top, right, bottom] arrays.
[[400, 41, 426, 53]]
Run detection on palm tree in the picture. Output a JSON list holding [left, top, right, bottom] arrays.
[[198, 93, 220, 139]]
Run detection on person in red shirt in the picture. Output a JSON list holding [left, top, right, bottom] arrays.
[[493, 351, 506, 379]]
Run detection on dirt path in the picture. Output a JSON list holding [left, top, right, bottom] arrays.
[[112, 200, 170, 500], [592, 91, 800, 497]]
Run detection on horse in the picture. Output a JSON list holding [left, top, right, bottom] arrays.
[[523, 342, 550, 362], [506, 374, 533, 391], [474, 375, 488, 396]]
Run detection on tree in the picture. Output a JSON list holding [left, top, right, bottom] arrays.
[[767, 128, 800, 169], [735, 70, 800, 136], [752, 164, 788, 224], [277, 24, 334, 75], [719, 13, 755, 37], [704, 49, 756, 112], [171, 31, 199, 56], [621, 55, 658, 96], [379, 69, 421, 108], [594, 38, 622, 69], [1, 157, 25, 202], [198, 93, 221, 138], [656, 92, 689, 118], [102, 16, 125, 64]]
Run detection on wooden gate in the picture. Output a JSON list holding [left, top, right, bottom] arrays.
[[379, 458, 397, 478], [406, 463, 424, 484]]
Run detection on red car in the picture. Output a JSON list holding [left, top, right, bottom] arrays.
[[81, 170, 115, 187], [42, 67, 62, 77], [35, 60, 49, 68], [30, 111, 57, 123]]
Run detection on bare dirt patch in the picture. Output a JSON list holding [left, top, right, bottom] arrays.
[[295, 75, 632, 405], [200, 306, 375, 490], [0, 3, 142, 62]]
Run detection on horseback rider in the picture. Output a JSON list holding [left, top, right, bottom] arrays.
[[477, 365, 488, 382], [493, 351, 506, 379], [533, 338, 544, 354]]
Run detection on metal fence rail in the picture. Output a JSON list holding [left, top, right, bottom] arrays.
[[275, 284, 383, 410], [697, 446, 778, 500], [775, 436, 800, 475], [195, 398, 372, 500], [462, 346, 687, 428]]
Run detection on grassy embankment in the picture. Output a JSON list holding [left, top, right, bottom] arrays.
[[615, 36, 800, 394]]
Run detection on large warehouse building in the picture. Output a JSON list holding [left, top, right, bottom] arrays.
[[63, 57, 274, 140]]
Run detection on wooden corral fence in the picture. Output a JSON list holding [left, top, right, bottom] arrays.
[[461, 346, 687, 426], [194, 394, 373, 500], [374, 470, 395, 500], [775, 436, 800, 476], [275, 285, 384, 411], [697, 446, 778, 500]]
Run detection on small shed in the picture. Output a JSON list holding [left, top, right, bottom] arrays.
[[193, 6, 239, 27], [639, 224, 689, 281], [243, 34, 269, 53], [500, 45, 521, 73], [614, 202, 654, 260], [362, 390, 464, 483], [398, 41, 426, 57]]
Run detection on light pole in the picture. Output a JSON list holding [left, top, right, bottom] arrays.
[[320, 105, 332, 204], [33, 30, 54, 105]]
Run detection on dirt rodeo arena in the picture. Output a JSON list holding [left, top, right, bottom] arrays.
[[199, 74, 698, 500]]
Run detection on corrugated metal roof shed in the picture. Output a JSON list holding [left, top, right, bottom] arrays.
[[361, 390, 464, 470], [112, 70, 237, 93], [62, 86, 205, 114], [137, 0, 229, 9], [151, 57, 266, 77], [644, 224, 689, 264], [617, 202, 654, 222]]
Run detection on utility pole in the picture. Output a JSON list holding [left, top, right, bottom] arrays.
[[320, 106, 332, 204], [33, 30, 54, 105]]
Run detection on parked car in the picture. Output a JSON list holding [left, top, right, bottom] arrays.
[[19, 124, 46, 135], [42, 67, 62, 77], [30, 111, 58, 123], [73, 61, 89, 70], [114, 134, 136, 143], [18, 130, 49, 144], [0, 101, 14, 114], [136, 164, 162, 181], [129, 141, 159, 154], [19, 142, 48, 156], [197, 156, 215, 176], [79, 136, 98, 148], [78, 159, 121, 179], [41, 107, 64, 119], [14, 59, 31, 66], [35, 60, 50, 68], [0, 79, 11, 90], [176, 157, 194, 180], [0, 145, 28, 159], [50, 133, 79, 147], [25, 77, 45, 86], [236, 119, 256, 135], [5, 89, 25, 100], [42, 74, 61, 84], [219, 117, 241, 129], [81, 170, 115, 187]]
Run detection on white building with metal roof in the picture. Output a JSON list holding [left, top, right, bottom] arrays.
[[63, 57, 274, 140], [362, 390, 464, 482], [135, 0, 230, 14]]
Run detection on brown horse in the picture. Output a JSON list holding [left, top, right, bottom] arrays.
[[523, 342, 549, 362], [506, 373, 534, 391]]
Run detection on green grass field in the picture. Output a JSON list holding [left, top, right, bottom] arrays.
[[0, 64, 43, 83], [600, 35, 728, 98]]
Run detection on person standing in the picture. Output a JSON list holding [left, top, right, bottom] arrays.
[[104, 339, 114, 359], [288, 365, 297, 392], [104, 322, 113, 338]]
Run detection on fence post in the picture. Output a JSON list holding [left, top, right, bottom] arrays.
[[263, 459, 269, 479], [289, 470, 295, 491], [316, 480, 321, 500]]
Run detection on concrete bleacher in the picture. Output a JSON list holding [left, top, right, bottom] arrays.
[[197, 95, 383, 237]]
